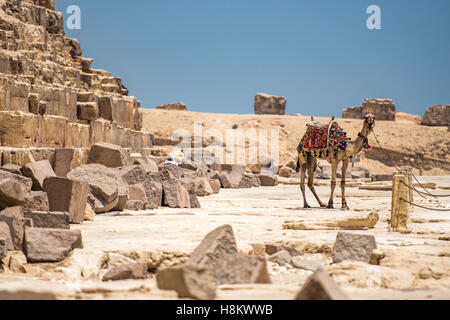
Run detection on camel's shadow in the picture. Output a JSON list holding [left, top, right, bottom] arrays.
[[286, 206, 349, 211]]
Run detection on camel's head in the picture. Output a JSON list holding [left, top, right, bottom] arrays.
[[364, 113, 376, 131]]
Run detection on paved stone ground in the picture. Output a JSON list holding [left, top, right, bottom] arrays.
[[1, 177, 449, 300]]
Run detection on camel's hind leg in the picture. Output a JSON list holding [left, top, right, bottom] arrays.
[[341, 158, 349, 210], [298, 153, 310, 208], [307, 157, 325, 208]]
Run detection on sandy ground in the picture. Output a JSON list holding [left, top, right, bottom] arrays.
[[141, 110, 450, 175], [1, 177, 449, 300]]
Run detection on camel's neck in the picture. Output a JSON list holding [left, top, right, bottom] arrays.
[[345, 121, 370, 157]]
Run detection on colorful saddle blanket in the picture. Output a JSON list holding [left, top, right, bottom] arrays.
[[302, 121, 350, 154]]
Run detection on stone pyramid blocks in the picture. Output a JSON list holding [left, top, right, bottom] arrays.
[[0, 178, 26, 209], [162, 179, 190, 209], [0, 206, 30, 250], [23, 191, 49, 213], [88, 142, 128, 168], [43, 177, 88, 224]]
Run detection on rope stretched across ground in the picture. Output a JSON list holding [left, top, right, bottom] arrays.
[[371, 130, 450, 199], [400, 197, 450, 212]]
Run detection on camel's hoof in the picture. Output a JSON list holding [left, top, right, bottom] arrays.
[[304, 204, 311, 209], [320, 204, 327, 208], [327, 204, 334, 209], [341, 206, 350, 211]]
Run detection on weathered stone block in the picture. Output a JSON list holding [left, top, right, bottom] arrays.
[[295, 268, 348, 300], [362, 99, 396, 121], [162, 179, 190, 208], [156, 102, 187, 111], [77, 102, 99, 121], [332, 232, 377, 264], [88, 142, 127, 168], [23, 191, 49, 213], [53, 149, 75, 178], [23, 211, 69, 229], [422, 105, 450, 127], [0, 178, 25, 209], [254, 93, 286, 115], [102, 263, 147, 281], [157, 264, 217, 300], [24, 227, 83, 263], [21, 160, 56, 191]]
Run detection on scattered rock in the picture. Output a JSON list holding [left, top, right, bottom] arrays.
[[156, 264, 217, 300], [53, 149, 75, 178], [422, 105, 450, 127], [259, 173, 278, 187], [8, 251, 27, 273], [209, 179, 221, 194], [125, 200, 145, 211], [84, 204, 95, 221], [332, 232, 377, 264], [23, 191, 49, 213], [43, 177, 88, 224], [0, 222, 14, 251], [265, 243, 302, 257], [0, 178, 25, 209], [0, 237, 6, 259], [369, 249, 385, 265], [162, 179, 190, 208], [102, 262, 147, 281], [87, 142, 128, 168], [0, 171, 32, 195], [194, 178, 213, 197], [294, 268, 348, 300], [0, 164, 22, 175], [268, 250, 292, 266], [278, 166, 296, 178], [0, 206, 29, 250], [21, 160, 56, 191], [24, 227, 83, 263], [189, 194, 201, 209], [291, 257, 323, 272]]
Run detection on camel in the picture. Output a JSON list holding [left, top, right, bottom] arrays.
[[296, 113, 376, 209]]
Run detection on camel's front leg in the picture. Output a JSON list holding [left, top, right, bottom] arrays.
[[300, 160, 310, 208], [327, 160, 338, 209], [341, 159, 349, 210], [307, 162, 325, 207]]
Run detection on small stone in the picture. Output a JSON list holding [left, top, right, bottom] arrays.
[[84, 204, 95, 221], [102, 262, 147, 281], [369, 249, 385, 265]]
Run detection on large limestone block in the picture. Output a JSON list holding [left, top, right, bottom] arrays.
[[1, 149, 35, 168], [254, 93, 286, 115], [0, 221, 14, 251], [88, 142, 128, 168], [0, 171, 32, 195], [65, 123, 90, 148], [77, 102, 99, 121], [21, 160, 56, 191], [157, 264, 217, 300], [24, 227, 83, 263], [0, 111, 37, 148], [43, 177, 88, 224]]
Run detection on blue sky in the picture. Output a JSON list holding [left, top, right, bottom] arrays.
[[56, 0, 450, 116]]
